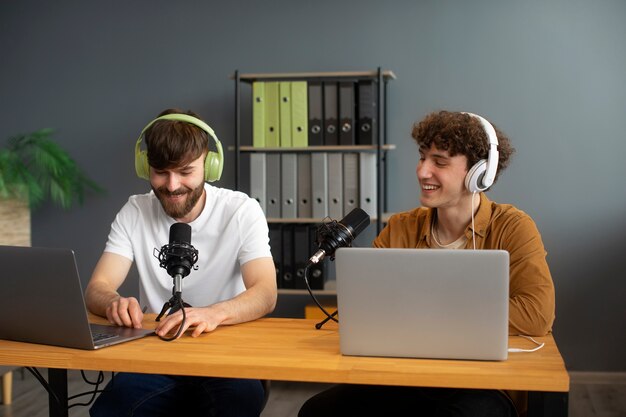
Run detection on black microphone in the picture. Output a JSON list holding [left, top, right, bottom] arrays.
[[156, 223, 199, 289], [154, 223, 199, 325], [308, 208, 370, 266]]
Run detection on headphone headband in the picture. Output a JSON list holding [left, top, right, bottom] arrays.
[[135, 113, 224, 182], [139, 113, 218, 141], [462, 112, 499, 191]]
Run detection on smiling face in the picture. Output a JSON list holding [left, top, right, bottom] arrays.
[[150, 152, 206, 222], [417, 144, 471, 210]]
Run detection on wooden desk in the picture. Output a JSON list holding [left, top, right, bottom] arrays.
[[0, 317, 569, 417]]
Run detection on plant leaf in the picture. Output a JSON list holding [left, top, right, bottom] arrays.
[[2, 129, 104, 209]]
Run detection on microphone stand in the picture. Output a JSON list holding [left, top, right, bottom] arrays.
[[155, 273, 191, 341], [156, 273, 191, 321], [304, 263, 338, 330], [315, 310, 338, 330]]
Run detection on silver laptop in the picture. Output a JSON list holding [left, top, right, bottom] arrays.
[[0, 245, 154, 350], [335, 248, 509, 361]]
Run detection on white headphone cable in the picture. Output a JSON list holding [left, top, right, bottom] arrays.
[[471, 191, 477, 250], [508, 335, 545, 353], [470, 193, 544, 354]]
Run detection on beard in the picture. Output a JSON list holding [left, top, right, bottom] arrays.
[[153, 182, 205, 219]]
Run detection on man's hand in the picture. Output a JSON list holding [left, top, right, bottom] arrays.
[[155, 306, 224, 339], [106, 296, 144, 329], [153, 257, 277, 339]]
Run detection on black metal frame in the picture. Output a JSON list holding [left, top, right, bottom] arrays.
[[528, 391, 569, 417], [43, 367, 568, 417]]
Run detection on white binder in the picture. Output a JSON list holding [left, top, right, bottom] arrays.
[[249, 153, 267, 214], [281, 153, 297, 218], [327, 153, 343, 220], [359, 153, 377, 217], [266, 153, 281, 218], [311, 152, 328, 219], [297, 153, 312, 218], [342, 153, 359, 217]]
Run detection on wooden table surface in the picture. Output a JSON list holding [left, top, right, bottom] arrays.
[[0, 316, 569, 393]]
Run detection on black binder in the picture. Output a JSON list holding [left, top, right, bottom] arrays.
[[357, 80, 377, 145], [339, 81, 355, 145], [268, 224, 282, 288], [307, 224, 327, 290], [307, 82, 324, 146], [281, 225, 295, 288], [323, 82, 339, 146], [293, 224, 310, 289]]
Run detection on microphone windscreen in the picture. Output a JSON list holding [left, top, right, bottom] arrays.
[[340, 208, 370, 238], [169, 223, 192, 245]]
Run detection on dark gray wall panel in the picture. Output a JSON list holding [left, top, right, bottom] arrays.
[[1, 0, 624, 371]]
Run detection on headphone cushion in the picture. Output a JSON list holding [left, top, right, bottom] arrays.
[[204, 151, 221, 182], [465, 159, 488, 193], [135, 150, 150, 180]]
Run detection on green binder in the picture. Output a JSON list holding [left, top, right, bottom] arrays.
[[252, 82, 265, 147], [291, 81, 308, 148], [279, 82, 292, 147], [265, 82, 280, 148]]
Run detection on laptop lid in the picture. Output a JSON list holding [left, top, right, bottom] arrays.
[[335, 248, 509, 361], [0, 245, 153, 350]]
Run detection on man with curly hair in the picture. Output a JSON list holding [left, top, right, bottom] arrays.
[[299, 110, 555, 417]]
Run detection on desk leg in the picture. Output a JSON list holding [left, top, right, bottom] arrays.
[[528, 391, 568, 417], [48, 369, 68, 417]]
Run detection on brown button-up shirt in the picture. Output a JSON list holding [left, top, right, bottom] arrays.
[[373, 192, 555, 336]]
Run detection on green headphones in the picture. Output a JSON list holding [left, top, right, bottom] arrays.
[[134, 113, 224, 182]]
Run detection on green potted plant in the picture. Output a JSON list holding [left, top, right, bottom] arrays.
[[0, 128, 103, 246]]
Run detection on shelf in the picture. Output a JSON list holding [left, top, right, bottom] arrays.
[[266, 213, 392, 224], [277, 288, 337, 296], [234, 68, 394, 302], [231, 70, 396, 83], [278, 280, 337, 296], [230, 145, 396, 152]]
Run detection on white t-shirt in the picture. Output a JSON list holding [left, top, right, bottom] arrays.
[[104, 183, 271, 313]]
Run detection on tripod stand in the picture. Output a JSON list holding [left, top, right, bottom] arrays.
[[155, 290, 191, 322], [315, 309, 338, 329], [154, 273, 192, 341]]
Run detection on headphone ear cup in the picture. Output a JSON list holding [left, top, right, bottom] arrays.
[[204, 151, 222, 182], [135, 149, 150, 180], [465, 159, 488, 193]]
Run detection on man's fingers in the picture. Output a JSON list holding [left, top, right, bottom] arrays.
[[156, 313, 182, 336], [116, 298, 134, 327], [106, 301, 123, 326], [128, 300, 144, 329], [106, 297, 142, 328]]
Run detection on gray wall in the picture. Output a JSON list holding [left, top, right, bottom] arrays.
[[1, 1, 624, 372]]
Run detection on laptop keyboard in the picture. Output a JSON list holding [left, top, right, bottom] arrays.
[[92, 332, 119, 343]]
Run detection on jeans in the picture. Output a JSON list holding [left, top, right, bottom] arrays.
[[90, 373, 265, 417], [298, 384, 516, 417]]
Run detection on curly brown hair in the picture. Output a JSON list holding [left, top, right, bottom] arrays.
[[144, 108, 209, 170], [411, 111, 515, 185]]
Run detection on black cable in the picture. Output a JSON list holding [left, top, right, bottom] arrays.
[[303, 264, 338, 329], [25, 367, 63, 410], [68, 390, 103, 408], [79, 370, 105, 386], [157, 293, 187, 341], [26, 367, 118, 411], [67, 370, 106, 408]]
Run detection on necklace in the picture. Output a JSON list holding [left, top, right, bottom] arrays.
[[431, 221, 466, 249]]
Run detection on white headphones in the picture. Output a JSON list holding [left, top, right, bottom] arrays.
[[462, 112, 499, 193]]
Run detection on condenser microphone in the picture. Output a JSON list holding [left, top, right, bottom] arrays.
[[154, 223, 198, 325], [156, 223, 199, 288], [308, 208, 370, 266]]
